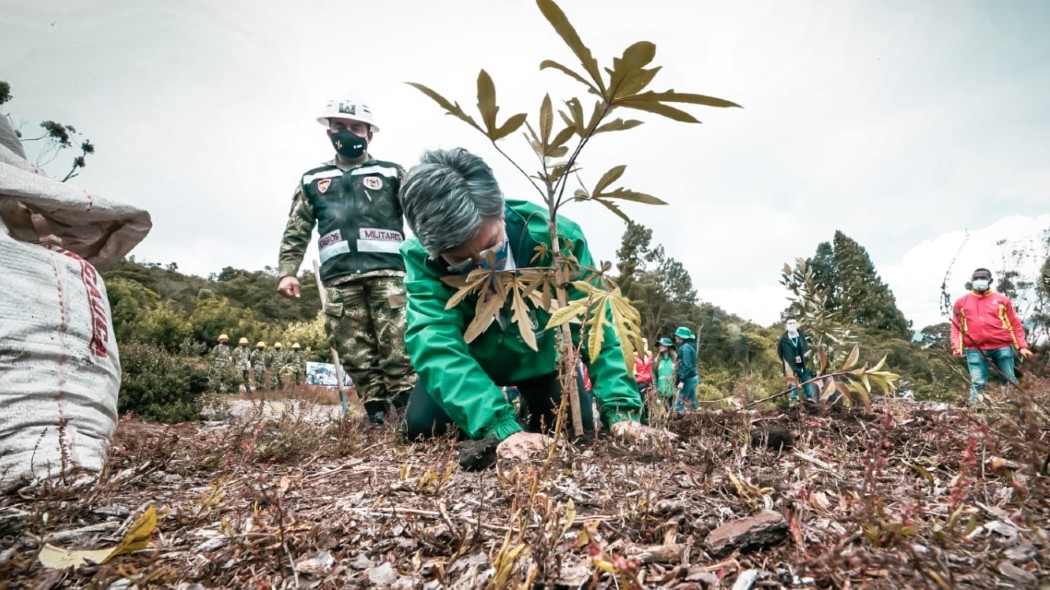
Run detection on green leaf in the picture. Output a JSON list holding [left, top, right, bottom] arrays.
[[870, 355, 887, 373], [493, 113, 528, 141], [476, 69, 498, 134], [540, 60, 601, 96], [593, 165, 626, 196], [616, 66, 662, 99], [548, 162, 571, 185], [464, 289, 505, 344], [598, 188, 666, 205], [591, 198, 630, 223], [550, 126, 576, 150], [606, 41, 658, 99], [843, 344, 860, 371], [821, 378, 836, 399], [593, 118, 644, 135], [563, 97, 585, 135], [444, 269, 492, 310], [616, 98, 700, 123], [585, 296, 609, 364], [545, 297, 588, 329], [536, 0, 606, 96], [539, 94, 553, 145], [405, 82, 484, 133], [509, 282, 538, 351], [628, 90, 742, 109]]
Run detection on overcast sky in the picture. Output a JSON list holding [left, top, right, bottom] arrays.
[[3, 0, 1049, 331]]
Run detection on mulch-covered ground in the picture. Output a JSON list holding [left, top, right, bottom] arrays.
[[2, 383, 1048, 589]]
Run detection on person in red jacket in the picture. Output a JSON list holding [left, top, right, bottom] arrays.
[[633, 339, 654, 398], [950, 267, 1033, 403]]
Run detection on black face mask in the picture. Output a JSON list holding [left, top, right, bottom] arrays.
[[329, 129, 367, 159]]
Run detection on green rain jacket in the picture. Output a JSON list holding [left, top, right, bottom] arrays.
[[401, 199, 643, 441]]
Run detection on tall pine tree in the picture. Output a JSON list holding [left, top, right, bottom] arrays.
[[616, 222, 699, 344], [804, 231, 912, 339]]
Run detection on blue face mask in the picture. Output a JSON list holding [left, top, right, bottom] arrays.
[[449, 238, 511, 275], [971, 279, 990, 292]]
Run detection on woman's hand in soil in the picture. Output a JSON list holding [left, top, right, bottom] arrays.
[[611, 420, 678, 443], [497, 432, 553, 461]]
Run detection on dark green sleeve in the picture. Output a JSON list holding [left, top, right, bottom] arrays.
[[401, 243, 523, 441], [277, 183, 315, 279]]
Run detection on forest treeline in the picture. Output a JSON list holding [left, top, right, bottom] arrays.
[[104, 225, 1050, 421]]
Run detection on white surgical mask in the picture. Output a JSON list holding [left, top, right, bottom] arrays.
[[786, 322, 798, 334], [971, 279, 990, 292]]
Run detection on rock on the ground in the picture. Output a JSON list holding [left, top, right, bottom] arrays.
[[295, 550, 335, 576], [368, 563, 397, 586], [997, 561, 1036, 586], [705, 511, 788, 557]]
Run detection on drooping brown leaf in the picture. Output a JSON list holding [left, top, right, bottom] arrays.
[[536, 0, 606, 96], [592, 165, 626, 196], [405, 82, 484, 133], [593, 118, 644, 135]]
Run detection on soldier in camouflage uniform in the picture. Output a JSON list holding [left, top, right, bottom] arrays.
[[270, 342, 287, 390], [277, 97, 416, 423], [232, 337, 253, 393], [288, 343, 305, 386], [209, 334, 233, 393], [250, 342, 268, 392]]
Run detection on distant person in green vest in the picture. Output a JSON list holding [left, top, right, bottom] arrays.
[[652, 337, 677, 415], [232, 337, 253, 394], [777, 318, 816, 403], [673, 327, 698, 413], [250, 341, 268, 392], [397, 148, 673, 461], [288, 343, 305, 386], [276, 97, 416, 422], [209, 334, 233, 393]]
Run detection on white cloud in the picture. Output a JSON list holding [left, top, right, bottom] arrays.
[[882, 214, 1050, 330], [2, 0, 1049, 334]]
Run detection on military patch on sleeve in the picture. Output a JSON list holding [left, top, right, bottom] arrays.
[[363, 176, 383, 190], [317, 178, 332, 193]]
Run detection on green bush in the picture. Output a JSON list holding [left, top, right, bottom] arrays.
[[118, 341, 210, 422]]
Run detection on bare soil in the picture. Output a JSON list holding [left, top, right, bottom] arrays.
[[1, 382, 1048, 589]]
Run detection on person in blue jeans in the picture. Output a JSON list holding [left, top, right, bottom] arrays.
[[674, 326, 699, 413], [950, 267, 1033, 404]]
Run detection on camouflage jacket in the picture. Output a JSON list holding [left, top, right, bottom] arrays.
[[210, 344, 232, 367], [232, 346, 252, 371], [249, 349, 267, 369], [286, 351, 304, 371], [269, 349, 288, 369], [278, 156, 407, 285]]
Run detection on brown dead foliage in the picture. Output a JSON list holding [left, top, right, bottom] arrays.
[[2, 381, 1048, 589]]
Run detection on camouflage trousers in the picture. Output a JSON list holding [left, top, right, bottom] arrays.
[[324, 275, 417, 404], [253, 367, 266, 390]]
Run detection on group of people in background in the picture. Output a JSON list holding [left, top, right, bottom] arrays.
[[632, 327, 700, 416], [209, 334, 306, 394]]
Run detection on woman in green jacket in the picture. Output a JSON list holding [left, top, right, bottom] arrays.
[[398, 148, 673, 460], [653, 337, 677, 411]]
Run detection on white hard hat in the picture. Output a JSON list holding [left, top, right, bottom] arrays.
[[317, 98, 379, 132]]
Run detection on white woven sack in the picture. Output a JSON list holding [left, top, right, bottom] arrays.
[[0, 140, 151, 487]]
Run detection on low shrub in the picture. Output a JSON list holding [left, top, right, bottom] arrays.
[[118, 340, 210, 422]]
